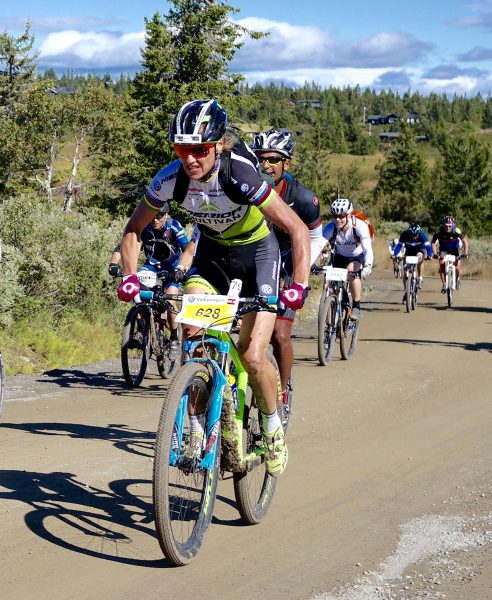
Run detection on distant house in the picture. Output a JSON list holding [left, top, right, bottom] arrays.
[[367, 112, 399, 125], [297, 99, 322, 109], [379, 131, 400, 142], [406, 111, 420, 124], [49, 86, 75, 95]]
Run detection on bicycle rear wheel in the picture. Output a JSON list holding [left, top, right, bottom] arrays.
[[153, 362, 219, 566], [340, 304, 359, 360], [156, 324, 180, 380], [121, 304, 150, 387], [317, 296, 337, 365], [233, 355, 281, 525]]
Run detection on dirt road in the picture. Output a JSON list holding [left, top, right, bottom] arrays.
[[1, 270, 491, 600]]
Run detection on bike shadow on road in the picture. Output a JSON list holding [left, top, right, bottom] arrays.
[[35, 365, 170, 398], [0, 422, 155, 458], [431, 304, 492, 313], [0, 469, 171, 567], [364, 337, 492, 353]]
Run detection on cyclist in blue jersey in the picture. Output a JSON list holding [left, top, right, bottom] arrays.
[[431, 215, 469, 292], [117, 100, 311, 478], [393, 222, 432, 302], [251, 129, 324, 402], [110, 202, 189, 355]]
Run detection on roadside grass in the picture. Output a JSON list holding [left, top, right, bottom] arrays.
[[0, 308, 125, 376]]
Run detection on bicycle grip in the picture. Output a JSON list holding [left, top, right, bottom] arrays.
[[140, 290, 154, 300]]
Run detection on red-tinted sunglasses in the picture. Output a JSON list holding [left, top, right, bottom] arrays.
[[173, 143, 216, 159]]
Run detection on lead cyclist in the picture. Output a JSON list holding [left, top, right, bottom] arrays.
[[117, 99, 310, 478]]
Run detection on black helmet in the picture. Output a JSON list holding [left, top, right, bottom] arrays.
[[443, 215, 455, 226], [251, 129, 295, 158], [158, 201, 170, 216], [409, 223, 421, 236], [170, 99, 227, 144]]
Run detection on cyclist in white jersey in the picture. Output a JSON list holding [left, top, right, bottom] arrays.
[[322, 198, 373, 320], [117, 100, 310, 478]]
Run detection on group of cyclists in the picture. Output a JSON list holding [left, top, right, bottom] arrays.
[[389, 216, 469, 301], [113, 98, 468, 480]]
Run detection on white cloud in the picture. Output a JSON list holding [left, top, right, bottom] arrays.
[[39, 30, 144, 68]]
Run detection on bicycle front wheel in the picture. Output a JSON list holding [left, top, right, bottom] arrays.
[[411, 277, 418, 311], [405, 274, 412, 313], [317, 296, 337, 365], [446, 269, 454, 307], [153, 362, 219, 566], [121, 304, 150, 387], [233, 355, 281, 525]]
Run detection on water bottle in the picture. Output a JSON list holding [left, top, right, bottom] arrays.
[[227, 374, 238, 411]]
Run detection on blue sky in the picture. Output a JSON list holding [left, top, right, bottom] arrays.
[[3, 1, 492, 95]]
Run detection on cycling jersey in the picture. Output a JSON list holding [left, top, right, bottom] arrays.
[[322, 217, 373, 266], [273, 173, 323, 276], [432, 226, 465, 255], [144, 150, 277, 247], [394, 229, 432, 258], [141, 218, 189, 269]]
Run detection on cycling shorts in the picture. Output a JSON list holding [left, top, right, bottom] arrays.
[[185, 230, 280, 298], [332, 254, 363, 269], [440, 248, 460, 258], [405, 246, 425, 257]]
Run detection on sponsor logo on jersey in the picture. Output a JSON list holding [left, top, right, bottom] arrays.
[[153, 181, 161, 191], [241, 183, 250, 193], [199, 200, 220, 212], [261, 284, 273, 294], [313, 196, 319, 205]]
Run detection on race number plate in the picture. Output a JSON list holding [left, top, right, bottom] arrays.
[[405, 256, 419, 265], [324, 267, 348, 282], [176, 294, 239, 332]]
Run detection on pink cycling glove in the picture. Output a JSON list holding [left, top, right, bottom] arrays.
[[118, 274, 141, 302], [280, 283, 310, 310]]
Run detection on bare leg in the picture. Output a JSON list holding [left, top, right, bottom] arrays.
[[271, 318, 294, 392]]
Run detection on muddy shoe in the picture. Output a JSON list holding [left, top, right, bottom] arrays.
[[183, 431, 205, 460], [262, 427, 288, 478], [350, 307, 360, 320]]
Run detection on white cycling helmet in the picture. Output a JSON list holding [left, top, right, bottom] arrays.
[[330, 198, 353, 216], [251, 129, 295, 158]]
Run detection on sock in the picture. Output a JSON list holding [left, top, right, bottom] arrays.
[[190, 413, 206, 435], [261, 410, 282, 434], [352, 300, 361, 310], [170, 328, 179, 341]]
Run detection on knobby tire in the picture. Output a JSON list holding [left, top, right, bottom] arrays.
[[340, 298, 359, 360], [121, 304, 150, 387], [317, 295, 337, 365], [233, 354, 282, 525], [405, 274, 412, 313], [153, 362, 219, 566]]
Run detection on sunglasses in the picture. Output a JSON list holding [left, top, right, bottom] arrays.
[[258, 155, 285, 166], [334, 214, 348, 219], [173, 143, 215, 159]]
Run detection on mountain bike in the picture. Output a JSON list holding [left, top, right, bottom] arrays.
[[119, 270, 180, 387], [0, 350, 4, 419], [151, 280, 288, 566], [403, 256, 420, 313], [317, 266, 359, 365], [443, 254, 460, 308]]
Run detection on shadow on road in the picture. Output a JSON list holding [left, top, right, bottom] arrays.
[[0, 469, 170, 567], [365, 337, 492, 353], [0, 422, 155, 458]]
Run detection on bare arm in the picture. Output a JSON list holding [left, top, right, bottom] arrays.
[[121, 200, 157, 276], [260, 194, 310, 286], [462, 236, 469, 255]]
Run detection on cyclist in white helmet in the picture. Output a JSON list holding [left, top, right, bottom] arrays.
[[322, 198, 373, 320]]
